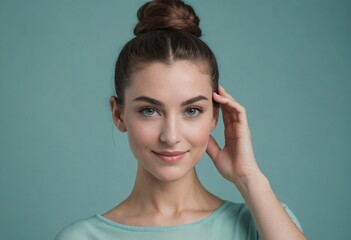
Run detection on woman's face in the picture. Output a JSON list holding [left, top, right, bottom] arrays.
[[114, 61, 217, 182]]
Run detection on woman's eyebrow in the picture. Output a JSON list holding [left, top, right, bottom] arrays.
[[133, 95, 208, 106], [181, 95, 208, 106], [133, 96, 164, 106]]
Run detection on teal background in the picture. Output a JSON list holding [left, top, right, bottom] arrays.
[[1, 0, 350, 239]]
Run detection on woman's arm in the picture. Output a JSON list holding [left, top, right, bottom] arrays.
[[235, 170, 305, 240], [207, 85, 307, 240]]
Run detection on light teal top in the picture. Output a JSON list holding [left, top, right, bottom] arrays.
[[56, 200, 302, 240]]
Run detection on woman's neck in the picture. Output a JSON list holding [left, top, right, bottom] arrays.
[[125, 165, 222, 216], [103, 165, 223, 226]]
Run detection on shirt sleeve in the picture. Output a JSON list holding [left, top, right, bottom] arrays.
[[256, 203, 303, 240], [281, 203, 303, 232], [55, 219, 92, 240]]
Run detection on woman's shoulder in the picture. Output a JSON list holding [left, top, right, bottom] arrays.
[[55, 216, 99, 240], [218, 200, 255, 224], [220, 200, 250, 215]]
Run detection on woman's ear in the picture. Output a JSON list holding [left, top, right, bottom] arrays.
[[109, 96, 127, 132]]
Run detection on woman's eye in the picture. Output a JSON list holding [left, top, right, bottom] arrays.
[[185, 108, 201, 117], [139, 108, 159, 116]]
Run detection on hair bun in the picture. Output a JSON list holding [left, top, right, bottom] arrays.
[[134, 0, 202, 37]]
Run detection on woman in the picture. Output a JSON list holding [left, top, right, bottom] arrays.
[[56, 0, 306, 239]]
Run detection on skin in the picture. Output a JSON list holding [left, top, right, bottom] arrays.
[[108, 60, 307, 239]]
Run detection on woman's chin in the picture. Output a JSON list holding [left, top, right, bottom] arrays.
[[143, 167, 196, 184]]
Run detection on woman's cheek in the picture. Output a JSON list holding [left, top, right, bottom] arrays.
[[185, 120, 212, 148], [126, 119, 159, 148]]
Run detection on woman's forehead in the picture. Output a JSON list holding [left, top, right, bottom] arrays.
[[125, 61, 213, 103]]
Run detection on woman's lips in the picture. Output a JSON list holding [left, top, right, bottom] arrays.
[[152, 151, 187, 163]]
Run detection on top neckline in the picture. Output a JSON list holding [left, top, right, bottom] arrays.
[[95, 200, 231, 232]]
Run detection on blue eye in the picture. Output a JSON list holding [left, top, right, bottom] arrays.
[[139, 107, 159, 116], [185, 108, 202, 117]]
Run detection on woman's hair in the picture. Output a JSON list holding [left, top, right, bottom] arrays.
[[114, 0, 219, 106]]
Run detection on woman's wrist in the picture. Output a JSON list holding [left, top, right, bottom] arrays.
[[233, 169, 307, 240], [232, 169, 271, 200]]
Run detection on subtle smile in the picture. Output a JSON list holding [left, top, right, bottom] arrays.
[[152, 151, 188, 164]]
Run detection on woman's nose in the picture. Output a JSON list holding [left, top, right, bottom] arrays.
[[159, 117, 180, 146]]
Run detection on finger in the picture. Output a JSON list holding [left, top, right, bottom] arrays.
[[206, 135, 221, 163], [213, 92, 248, 126], [218, 86, 246, 123], [213, 91, 245, 112], [213, 92, 236, 126], [213, 92, 232, 126], [218, 85, 234, 100], [218, 85, 243, 107]]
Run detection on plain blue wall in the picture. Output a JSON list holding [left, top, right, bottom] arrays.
[[1, 0, 350, 239]]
